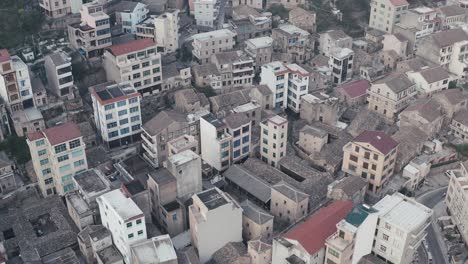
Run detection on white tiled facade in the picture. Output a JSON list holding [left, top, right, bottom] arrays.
[[260, 115, 288, 168], [136, 10, 180, 54], [446, 162, 468, 245], [194, 0, 220, 30], [369, 0, 409, 33], [200, 114, 232, 172], [117, 2, 149, 34], [192, 29, 236, 64], [11, 56, 34, 108]]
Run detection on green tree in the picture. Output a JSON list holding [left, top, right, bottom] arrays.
[[267, 4, 289, 20], [0, 136, 31, 165]]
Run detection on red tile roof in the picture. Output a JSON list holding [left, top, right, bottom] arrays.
[[0, 49, 11, 63], [390, 0, 409, 6], [285, 201, 353, 255], [338, 80, 370, 98], [27, 122, 81, 146], [354, 130, 398, 155], [108, 38, 155, 56]]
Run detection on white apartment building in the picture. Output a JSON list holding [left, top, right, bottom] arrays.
[[260, 115, 288, 168], [90, 81, 142, 149], [39, 0, 71, 18], [0, 50, 26, 112], [448, 40, 468, 80], [44, 52, 75, 99], [200, 113, 233, 172], [260, 61, 309, 112], [115, 1, 149, 34], [192, 29, 237, 64], [211, 51, 255, 91], [406, 66, 450, 95], [136, 10, 180, 54], [97, 189, 147, 263], [369, 0, 409, 33], [11, 56, 34, 108], [67, 1, 112, 58], [446, 161, 468, 245], [189, 188, 243, 263], [165, 149, 203, 199], [26, 122, 88, 197], [194, 0, 221, 30], [103, 38, 163, 96], [329, 48, 354, 85]]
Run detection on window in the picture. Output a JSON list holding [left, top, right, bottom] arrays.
[[242, 135, 249, 143], [40, 158, 49, 165], [61, 174, 72, 182], [104, 104, 115, 111], [128, 233, 134, 239], [131, 116, 140, 122], [107, 122, 117, 129], [348, 165, 357, 171], [233, 150, 240, 158], [383, 233, 389, 241], [63, 183, 74, 192], [129, 97, 138, 104], [38, 149, 47, 156], [242, 126, 249, 133], [142, 62, 150, 68], [133, 73, 141, 79], [233, 139, 241, 147], [106, 114, 113, 120], [137, 230, 144, 236], [385, 223, 391, 230], [152, 67, 161, 73], [221, 151, 229, 158], [127, 222, 132, 228], [121, 128, 130, 134], [72, 149, 83, 158], [373, 154, 379, 160], [130, 106, 139, 113], [136, 219, 142, 225], [132, 65, 140, 70], [172, 214, 177, 221], [328, 248, 340, 258], [371, 164, 377, 170], [120, 118, 129, 125], [221, 142, 229, 148], [380, 245, 387, 252], [262, 147, 268, 154], [44, 177, 53, 184], [36, 139, 45, 147], [117, 100, 126, 107], [59, 164, 71, 172], [118, 110, 128, 116], [69, 139, 80, 149], [233, 129, 240, 137], [57, 155, 69, 162], [363, 162, 369, 169], [242, 146, 249, 153], [364, 152, 370, 159], [350, 155, 358, 162], [54, 144, 67, 154], [132, 124, 140, 131], [74, 159, 85, 167]]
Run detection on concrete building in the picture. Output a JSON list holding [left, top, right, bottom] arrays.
[[260, 115, 288, 168], [167, 134, 199, 156], [224, 113, 252, 164], [103, 38, 163, 96], [367, 74, 417, 120], [141, 110, 200, 168], [166, 150, 202, 200], [189, 188, 243, 263], [368, 0, 409, 33], [200, 113, 232, 172], [39, 0, 71, 18], [192, 29, 237, 64], [446, 161, 468, 245], [44, 52, 75, 99], [289, 7, 316, 33], [451, 109, 468, 142], [272, 201, 353, 264], [260, 61, 309, 112], [136, 10, 180, 54], [97, 189, 147, 263], [174, 89, 209, 114], [272, 24, 313, 63], [438, 4, 467, 30], [89, 81, 142, 149], [270, 181, 309, 225], [130, 235, 177, 264], [336, 79, 370, 106], [249, 85, 273, 111], [11, 56, 34, 108], [11, 107, 45, 137], [0, 157, 15, 195], [231, 0, 264, 9], [406, 66, 450, 95], [329, 47, 354, 85], [342, 130, 398, 194], [319, 30, 352, 57], [68, 1, 112, 58], [447, 39, 468, 80], [402, 157, 431, 191], [193, 0, 222, 31], [211, 51, 255, 92], [279, 0, 305, 9], [27, 122, 88, 197], [230, 5, 272, 43], [398, 98, 443, 138], [122, 180, 152, 224], [244, 37, 273, 72], [327, 176, 368, 204], [240, 200, 274, 241], [382, 34, 409, 58], [300, 93, 340, 126], [248, 240, 272, 264], [0, 50, 27, 112], [114, 1, 149, 34], [298, 125, 328, 153]]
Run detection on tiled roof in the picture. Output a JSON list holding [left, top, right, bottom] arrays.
[[402, 98, 442, 122], [338, 79, 370, 98], [28, 122, 81, 145], [272, 181, 309, 203], [439, 5, 466, 17], [142, 110, 187, 136], [432, 28, 468, 48], [108, 38, 155, 56], [333, 176, 367, 197], [224, 113, 250, 129], [389, 0, 409, 6], [436, 89, 467, 105], [0, 49, 11, 63], [454, 109, 468, 126], [241, 200, 274, 225], [418, 66, 449, 84], [285, 200, 353, 254], [375, 74, 414, 93], [353, 130, 398, 155]]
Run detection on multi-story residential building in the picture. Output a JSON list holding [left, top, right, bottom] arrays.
[[192, 29, 237, 64], [44, 52, 75, 99], [97, 189, 147, 263], [211, 51, 254, 91], [399, 98, 444, 138], [244, 37, 273, 72], [319, 30, 353, 57], [89, 81, 142, 149], [189, 188, 242, 263], [11, 56, 34, 108], [329, 48, 354, 85], [193, 0, 222, 31], [272, 201, 353, 264], [342, 130, 398, 194], [406, 66, 450, 95], [231, 0, 264, 9], [325, 194, 432, 264], [367, 74, 417, 120], [166, 150, 203, 200], [136, 10, 180, 54], [446, 161, 468, 245], [103, 38, 163, 96], [39, 0, 71, 18], [68, 1, 112, 58], [416, 28, 468, 68], [230, 5, 272, 43], [289, 7, 317, 33], [27, 122, 88, 197], [240, 200, 274, 241], [298, 125, 328, 153], [199, 113, 232, 172], [167, 134, 199, 156], [450, 109, 468, 142], [224, 113, 252, 164], [272, 24, 313, 63], [0, 49, 23, 112], [0, 157, 16, 195], [260, 61, 309, 112], [130, 235, 177, 264], [369, 0, 409, 33], [142, 110, 201, 168], [448, 40, 468, 80], [11, 108, 45, 137], [260, 115, 288, 168], [438, 5, 466, 30], [114, 1, 149, 34], [270, 181, 309, 225]]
